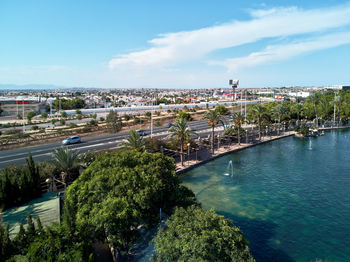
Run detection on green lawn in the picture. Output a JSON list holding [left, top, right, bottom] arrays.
[[1, 192, 60, 237]]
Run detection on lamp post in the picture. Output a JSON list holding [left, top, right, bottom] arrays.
[[217, 134, 220, 150], [187, 143, 190, 162], [229, 79, 239, 114]]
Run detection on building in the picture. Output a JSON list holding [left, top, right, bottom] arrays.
[[0, 96, 46, 117]]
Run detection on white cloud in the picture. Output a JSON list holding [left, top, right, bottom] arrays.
[[109, 3, 350, 70], [213, 32, 350, 71]]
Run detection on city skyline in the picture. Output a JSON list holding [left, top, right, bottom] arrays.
[[1, 0, 350, 89]]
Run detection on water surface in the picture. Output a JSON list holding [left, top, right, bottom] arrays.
[[182, 130, 350, 262]]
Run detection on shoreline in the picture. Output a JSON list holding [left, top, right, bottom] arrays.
[[176, 125, 350, 175], [176, 131, 296, 175]]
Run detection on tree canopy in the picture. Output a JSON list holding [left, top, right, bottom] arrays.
[[106, 110, 122, 133], [152, 205, 255, 262], [53, 98, 85, 110], [65, 150, 195, 253], [0, 154, 42, 210]]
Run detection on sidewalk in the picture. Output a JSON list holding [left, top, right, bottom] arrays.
[[176, 131, 295, 174]]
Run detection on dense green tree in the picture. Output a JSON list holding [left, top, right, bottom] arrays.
[[35, 216, 43, 234], [65, 150, 195, 254], [26, 111, 37, 123], [215, 104, 228, 115], [152, 206, 255, 262], [53, 98, 85, 110], [0, 154, 42, 210], [168, 118, 197, 166], [177, 111, 192, 121], [51, 118, 58, 125], [40, 112, 48, 119], [26, 214, 36, 240], [106, 110, 122, 133], [26, 223, 93, 262], [60, 111, 67, 118]]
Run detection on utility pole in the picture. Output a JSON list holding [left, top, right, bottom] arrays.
[[244, 89, 247, 123], [151, 106, 153, 138], [50, 101, 53, 118], [240, 89, 243, 115], [333, 92, 336, 127], [22, 99, 25, 132], [16, 97, 19, 117]]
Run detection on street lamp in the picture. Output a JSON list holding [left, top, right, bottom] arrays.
[[187, 143, 191, 162], [229, 79, 239, 102]]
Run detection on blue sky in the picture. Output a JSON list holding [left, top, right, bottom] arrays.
[[1, 0, 350, 89]]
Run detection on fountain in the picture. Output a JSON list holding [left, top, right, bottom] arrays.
[[224, 160, 234, 177], [308, 138, 312, 150]]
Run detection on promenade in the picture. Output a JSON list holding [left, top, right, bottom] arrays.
[[176, 131, 295, 174]]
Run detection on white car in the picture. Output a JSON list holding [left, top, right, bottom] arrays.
[[62, 136, 81, 145]]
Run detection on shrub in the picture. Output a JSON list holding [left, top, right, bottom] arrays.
[[177, 111, 192, 121], [88, 119, 98, 126], [124, 114, 131, 121], [68, 123, 78, 128]]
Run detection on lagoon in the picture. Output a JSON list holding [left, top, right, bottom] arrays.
[[182, 130, 350, 262]]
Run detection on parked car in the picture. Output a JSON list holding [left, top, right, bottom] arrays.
[[166, 123, 173, 128], [62, 136, 81, 145], [136, 129, 147, 136]]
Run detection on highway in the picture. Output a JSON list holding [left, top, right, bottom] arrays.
[[0, 119, 222, 169]]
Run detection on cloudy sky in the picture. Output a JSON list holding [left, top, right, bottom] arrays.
[[1, 0, 350, 89]]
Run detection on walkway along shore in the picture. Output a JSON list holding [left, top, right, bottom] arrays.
[[176, 131, 296, 175], [176, 125, 350, 174]]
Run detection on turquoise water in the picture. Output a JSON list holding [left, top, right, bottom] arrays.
[[182, 130, 350, 262]]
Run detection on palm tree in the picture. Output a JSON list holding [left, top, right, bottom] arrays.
[[203, 110, 223, 154], [168, 118, 197, 166], [249, 104, 267, 140], [318, 97, 331, 124], [334, 95, 344, 126], [121, 130, 146, 152], [292, 103, 304, 123], [51, 147, 80, 186], [231, 112, 245, 145], [271, 104, 288, 135], [308, 93, 320, 127]]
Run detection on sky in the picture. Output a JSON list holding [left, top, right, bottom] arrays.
[[1, 0, 350, 89]]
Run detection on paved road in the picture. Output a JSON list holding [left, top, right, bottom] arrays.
[[0, 119, 222, 169]]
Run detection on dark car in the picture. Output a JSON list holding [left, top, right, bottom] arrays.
[[166, 123, 173, 128], [136, 129, 147, 136]]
